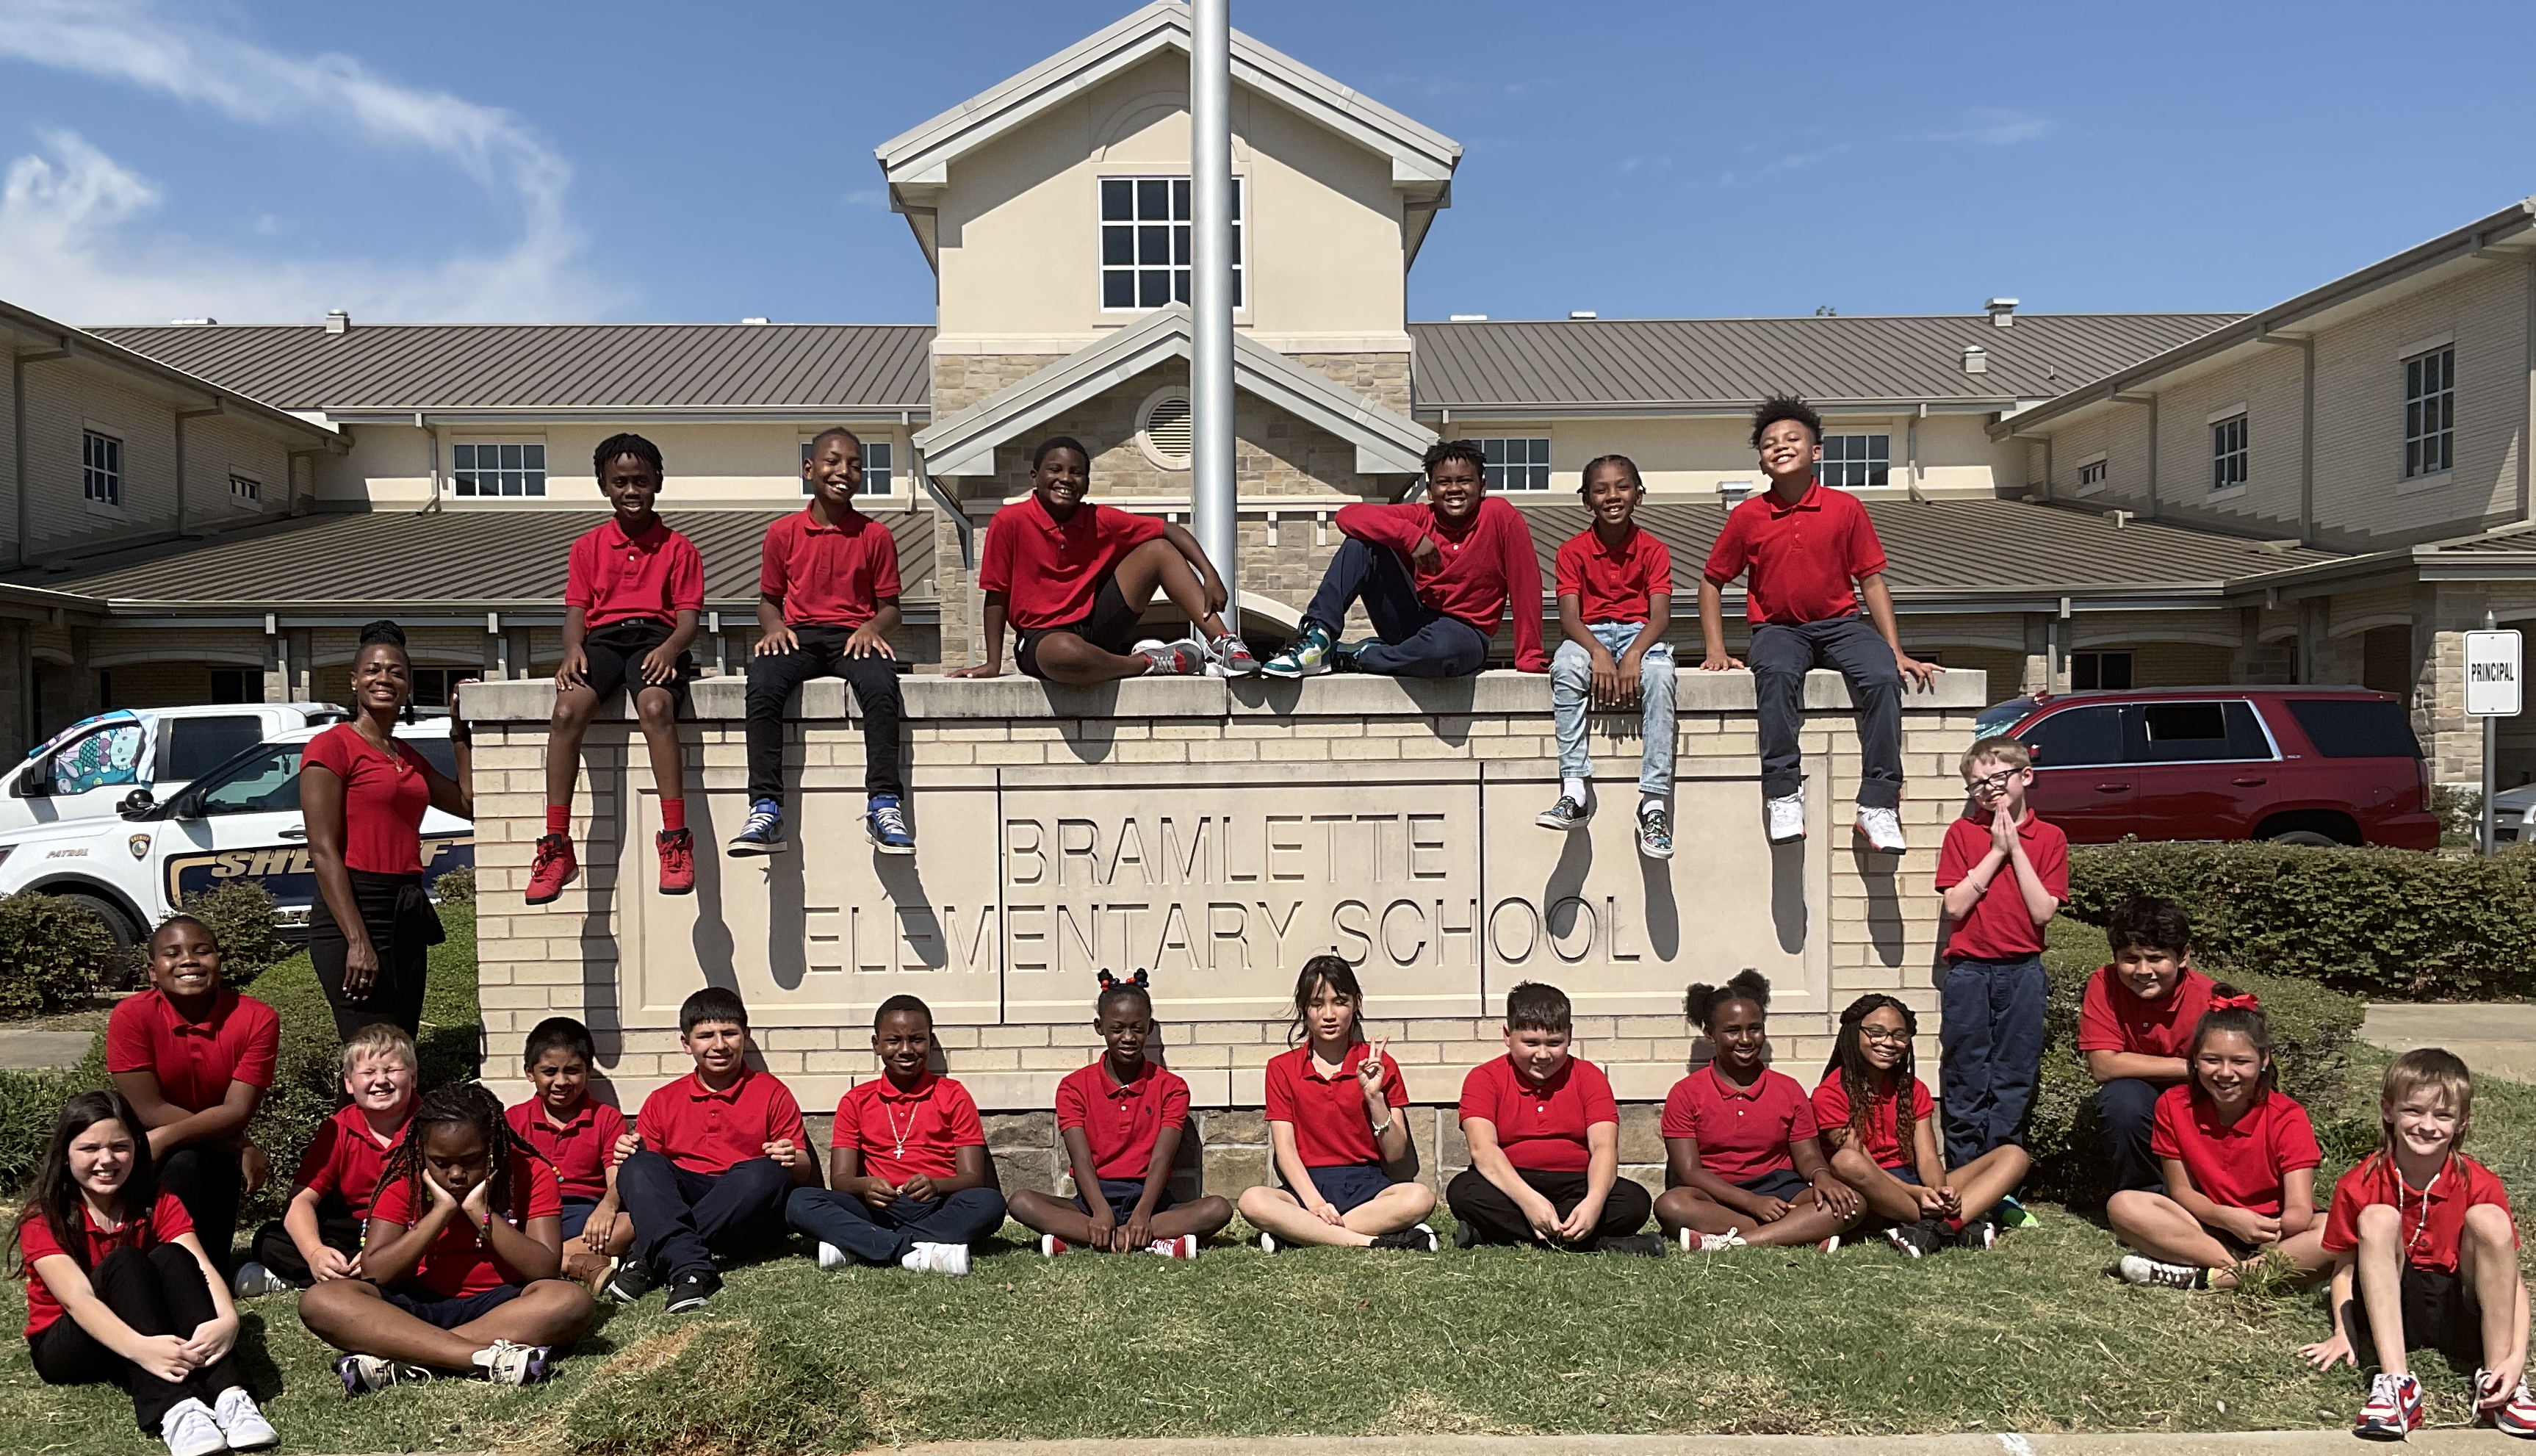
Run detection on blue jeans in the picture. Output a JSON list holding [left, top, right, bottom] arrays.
[[1938, 954, 2046, 1166], [1302, 538, 1492, 677], [1551, 624, 1675, 797]]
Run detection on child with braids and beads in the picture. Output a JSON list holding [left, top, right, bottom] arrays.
[[1813, 993, 2028, 1258], [1007, 972, 1234, 1258], [296, 1084, 592, 1395]]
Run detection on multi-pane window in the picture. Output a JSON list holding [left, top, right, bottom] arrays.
[[2078, 458, 2109, 490], [1818, 433, 1891, 489], [2210, 415, 2248, 492], [1477, 437, 1550, 491], [800, 439, 892, 496], [409, 668, 464, 708], [451, 442, 546, 497], [1100, 176, 1243, 311], [2404, 346, 2454, 478], [228, 472, 260, 505], [2069, 650, 2134, 691], [82, 430, 122, 506], [207, 668, 259, 704]]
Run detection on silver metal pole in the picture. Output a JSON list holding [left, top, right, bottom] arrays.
[[2485, 608, 2499, 856], [1190, 0, 1236, 633]]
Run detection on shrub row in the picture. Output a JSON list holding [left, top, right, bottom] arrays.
[[0, 893, 111, 1017], [2065, 840, 2536, 1000]]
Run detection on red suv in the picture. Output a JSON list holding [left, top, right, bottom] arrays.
[[1971, 686, 2438, 849]]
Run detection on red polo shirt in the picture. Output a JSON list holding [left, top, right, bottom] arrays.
[[1701, 480, 1889, 626], [19, 1191, 192, 1338], [105, 987, 279, 1113], [566, 516, 704, 629], [505, 1097, 627, 1203], [1263, 1042, 1410, 1169], [1458, 1054, 1617, 1173], [292, 1103, 408, 1216], [1555, 524, 1674, 625], [1934, 810, 2069, 961], [369, 1153, 563, 1298], [1809, 1072, 1935, 1170], [2322, 1153, 2517, 1275], [635, 1068, 809, 1177], [831, 1072, 987, 1187], [302, 724, 433, 875], [759, 505, 902, 628], [1333, 496, 1549, 670], [1662, 1064, 1819, 1182], [2078, 965, 2216, 1059], [978, 494, 1167, 630], [2150, 1084, 2321, 1217], [1055, 1059, 1190, 1181]]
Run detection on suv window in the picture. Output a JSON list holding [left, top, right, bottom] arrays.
[[192, 743, 303, 816], [161, 715, 267, 781], [2285, 698, 2424, 758], [45, 718, 150, 795], [2022, 704, 2123, 768], [408, 737, 457, 780], [2130, 701, 2272, 763]]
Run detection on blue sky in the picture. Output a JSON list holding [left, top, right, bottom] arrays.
[[1, 0, 2531, 327]]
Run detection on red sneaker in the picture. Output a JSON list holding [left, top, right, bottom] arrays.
[[1039, 1235, 1068, 1258], [525, 832, 577, 905], [1147, 1234, 1199, 1260], [656, 828, 694, 895], [2356, 1372, 2424, 1441]]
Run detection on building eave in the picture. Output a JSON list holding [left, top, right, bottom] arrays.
[[2, 303, 340, 449]]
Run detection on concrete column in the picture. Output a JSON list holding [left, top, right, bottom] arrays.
[[65, 628, 98, 719], [2228, 605, 2293, 683], [2019, 613, 2051, 695], [285, 627, 315, 702], [262, 630, 287, 703]]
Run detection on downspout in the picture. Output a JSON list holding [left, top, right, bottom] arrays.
[[12, 342, 69, 569], [422, 413, 442, 511], [1906, 405, 1926, 502]]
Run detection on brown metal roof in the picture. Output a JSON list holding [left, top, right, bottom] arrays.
[[1509, 497, 2335, 598], [1408, 314, 2243, 411], [86, 324, 934, 412], [10, 508, 942, 610]]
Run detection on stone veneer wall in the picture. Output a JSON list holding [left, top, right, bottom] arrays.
[[464, 668, 1986, 1201]]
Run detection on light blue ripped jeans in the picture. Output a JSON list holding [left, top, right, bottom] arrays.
[[1549, 622, 1675, 798]]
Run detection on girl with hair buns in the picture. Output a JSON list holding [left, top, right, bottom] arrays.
[[1653, 969, 1861, 1252], [300, 620, 474, 1040]]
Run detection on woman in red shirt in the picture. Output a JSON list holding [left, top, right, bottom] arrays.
[[301, 620, 473, 1041], [10, 1090, 276, 1455]]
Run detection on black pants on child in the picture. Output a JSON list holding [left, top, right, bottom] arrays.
[[248, 1211, 365, 1286], [1446, 1167, 1653, 1250], [1937, 952, 2047, 1167], [2094, 1076, 2166, 1194], [1748, 613, 1903, 810], [156, 1145, 241, 1274], [615, 1150, 790, 1279], [745, 625, 904, 802], [784, 1186, 1009, 1266], [1300, 538, 1492, 677], [28, 1244, 244, 1431]]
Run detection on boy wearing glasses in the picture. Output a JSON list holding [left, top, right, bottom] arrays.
[[1932, 736, 2066, 1171]]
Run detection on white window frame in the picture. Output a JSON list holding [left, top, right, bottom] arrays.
[[799, 437, 893, 497], [82, 428, 123, 513], [2075, 453, 2109, 495], [1475, 437, 1550, 492], [1818, 432, 1892, 489], [2210, 414, 2248, 496], [1099, 175, 1244, 314], [226, 470, 262, 510], [2403, 345, 2454, 482], [450, 440, 548, 498]]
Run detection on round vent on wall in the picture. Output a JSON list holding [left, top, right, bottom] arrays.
[[1138, 389, 1194, 471]]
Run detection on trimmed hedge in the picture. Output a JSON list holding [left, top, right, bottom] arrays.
[[2066, 840, 2536, 1000], [0, 892, 108, 1017]]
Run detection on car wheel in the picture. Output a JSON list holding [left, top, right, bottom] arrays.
[[50, 891, 140, 976], [2265, 829, 2343, 848]]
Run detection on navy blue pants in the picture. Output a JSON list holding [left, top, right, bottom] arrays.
[[1302, 538, 1491, 677], [1938, 954, 2046, 1167], [2095, 1076, 2168, 1194], [614, 1150, 790, 1280], [1747, 614, 1903, 809], [785, 1186, 1009, 1266]]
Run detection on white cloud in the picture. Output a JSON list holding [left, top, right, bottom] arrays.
[[0, 0, 602, 322], [1929, 112, 2053, 147]]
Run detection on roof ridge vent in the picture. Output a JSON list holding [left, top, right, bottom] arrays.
[[323, 309, 349, 335], [1985, 297, 2019, 326], [1962, 343, 1989, 375]]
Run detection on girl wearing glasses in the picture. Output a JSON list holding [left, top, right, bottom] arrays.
[[1814, 993, 2028, 1258]]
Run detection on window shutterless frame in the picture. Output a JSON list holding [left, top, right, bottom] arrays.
[[1475, 437, 1550, 491], [450, 441, 547, 497], [2210, 414, 2248, 493], [82, 430, 123, 507], [1818, 433, 1892, 489], [1100, 176, 1242, 311], [2403, 346, 2454, 479], [800, 439, 893, 497]]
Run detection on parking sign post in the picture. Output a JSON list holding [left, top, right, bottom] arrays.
[[2466, 613, 2521, 855]]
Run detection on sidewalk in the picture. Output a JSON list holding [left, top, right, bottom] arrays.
[[2361, 1003, 2536, 1084], [888, 1432, 2524, 1455], [0, 1028, 94, 1070]]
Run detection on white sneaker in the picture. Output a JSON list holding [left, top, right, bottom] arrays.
[[2116, 1253, 2202, 1290], [1686, 1228, 1746, 1252], [475, 1338, 552, 1385], [212, 1385, 279, 1451], [1257, 1230, 1278, 1254], [1765, 791, 1805, 843], [1854, 806, 1906, 853], [902, 1241, 971, 1276], [817, 1241, 849, 1271], [230, 1261, 288, 1299], [160, 1397, 226, 1456]]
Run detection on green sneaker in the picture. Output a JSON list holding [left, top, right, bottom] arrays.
[[1262, 624, 1334, 678], [1995, 1194, 2040, 1230]]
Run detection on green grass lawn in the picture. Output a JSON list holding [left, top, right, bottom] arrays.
[[4, 914, 2534, 1453]]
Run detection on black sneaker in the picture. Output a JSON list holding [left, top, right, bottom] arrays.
[[1369, 1225, 1438, 1253], [664, 1267, 721, 1313], [1535, 795, 1591, 831], [1596, 1232, 1668, 1258], [1451, 1220, 1478, 1250], [1884, 1219, 1944, 1259], [601, 1259, 658, 1305], [1952, 1217, 1998, 1251]]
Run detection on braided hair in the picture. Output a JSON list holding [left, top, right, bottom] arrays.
[[1095, 967, 1152, 1020], [1824, 993, 1920, 1154], [378, 1082, 540, 1223]]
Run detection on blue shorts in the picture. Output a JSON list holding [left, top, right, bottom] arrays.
[[1073, 1176, 1179, 1222], [1884, 1163, 1922, 1187], [1737, 1167, 1812, 1203], [559, 1197, 599, 1241], [386, 1283, 519, 1330], [1292, 1164, 1394, 1214]]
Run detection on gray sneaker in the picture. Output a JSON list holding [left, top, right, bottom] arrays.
[[1138, 640, 1206, 676], [1206, 632, 1261, 677]]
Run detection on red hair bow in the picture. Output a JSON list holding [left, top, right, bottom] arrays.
[[2210, 992, 2261, 1012]]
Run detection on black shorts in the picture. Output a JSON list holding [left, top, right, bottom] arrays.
[[1737, 1167, 1814, 1203], [1072, 1175, 1180, 1222], [2346, 1265, 2485, 1367], [577, 619, 695, 706], [1292, 1164, 1394, 1215], [1016, 575, 1144, 680], [386, 1283, 521, 1329]]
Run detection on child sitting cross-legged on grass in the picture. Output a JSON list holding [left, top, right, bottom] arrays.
[[1237, 956, 1438, 1253], [1654, 970, 1862, 1253], [2302, 1049, 2536, 1441], [235, 1023, 418, 1297], [785, 995, 1009, 1277], [1814, 992, 2028, 1258], [1008, 971, 1234, 1258], [2106, 988, 2332, 1294], [504, 1017, 632, 1293], [298, 1084, 594, 1396]]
